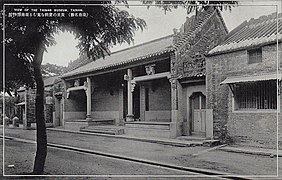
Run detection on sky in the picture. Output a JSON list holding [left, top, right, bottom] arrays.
[[42, 1, 281, 67]]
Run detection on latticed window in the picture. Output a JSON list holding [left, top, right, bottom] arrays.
[[248, 48, 262, 64], [234, 80, 277, 110]]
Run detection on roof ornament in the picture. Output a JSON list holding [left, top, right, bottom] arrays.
[[74, 79, 80, 87], [145, 64, 156, 75]]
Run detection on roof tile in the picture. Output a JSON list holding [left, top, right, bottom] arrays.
[[209, 13, 282, 55], [62, 7, 219, 78]]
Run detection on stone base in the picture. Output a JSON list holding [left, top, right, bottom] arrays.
[[169, 122, 183, 138], [126, 115, 134, 122], [86, 117, 92, 122]]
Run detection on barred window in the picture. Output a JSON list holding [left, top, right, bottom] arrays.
[[234, 80, 277, 110], [248, 48, 262, 64]]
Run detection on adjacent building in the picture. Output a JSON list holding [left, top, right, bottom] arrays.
[[15, 76, 59, 129], [206, 13, 282, 148]]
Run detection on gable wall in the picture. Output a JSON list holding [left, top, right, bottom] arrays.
[[173, 11, 228, 79]]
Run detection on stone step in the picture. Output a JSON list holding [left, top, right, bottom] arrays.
[[88, 119, 115, 126], [177, 136, 206, 141], [65, 119, 87, 122], [177, 136, 220, 147], [125, 127, 171, 139], [203, 140, 221, 147], [125, 121, 170, 130], [80, 126, 124, 135]]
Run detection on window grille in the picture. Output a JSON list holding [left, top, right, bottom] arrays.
[[234, 80, 277, 110]]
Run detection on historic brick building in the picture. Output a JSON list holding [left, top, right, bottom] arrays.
[[15, 76, 59, 128], [206, 13, 282, 148], [15, 87, 36, 129], [58, 7, 228, 139]]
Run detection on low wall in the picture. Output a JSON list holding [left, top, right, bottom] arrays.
[[145, 111, 171, 122]]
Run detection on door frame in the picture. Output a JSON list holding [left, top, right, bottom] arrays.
[[188, 91, 206, 136]]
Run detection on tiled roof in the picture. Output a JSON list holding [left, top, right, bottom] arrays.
[[62, 7, 220, 79], [44, 75, 60, 87], [62, 35, 174, 78], [174, 8, 225, 48], [209, 13, 282, 55]]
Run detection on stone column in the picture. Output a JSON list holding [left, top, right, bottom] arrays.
[[140, 85, 145, 121], [170, 78, 178, 123], [86, 77, 92, 121], [118, 87, 124, 125], [170, 78, 182, 138], [126, 69, 134, 121]]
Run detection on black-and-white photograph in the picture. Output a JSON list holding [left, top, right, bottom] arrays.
[[1, 0, 281, 179]]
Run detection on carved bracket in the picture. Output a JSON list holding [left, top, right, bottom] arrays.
[[131, 81, 136, 92], [169, 78, 177, 89], [145, 64, 156, 75], [124, 74, 129, 81]]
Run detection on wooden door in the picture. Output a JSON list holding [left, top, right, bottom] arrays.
[[192, 93, 206, 132]]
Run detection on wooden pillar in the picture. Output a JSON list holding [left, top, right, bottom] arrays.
[[86, 77, 92, 121], [126, 69, 134, 121]]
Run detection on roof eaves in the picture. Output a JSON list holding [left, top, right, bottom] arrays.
[[208, 38, 282, 56], [61, 48, 175, 79]]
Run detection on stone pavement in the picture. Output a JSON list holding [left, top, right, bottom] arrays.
[[1, 125, 282, 177]]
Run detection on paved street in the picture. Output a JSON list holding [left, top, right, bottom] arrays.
[[2, 126, 282, 178]]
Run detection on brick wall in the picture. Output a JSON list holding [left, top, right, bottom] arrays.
[[206, 43, 282, 147], [92, 85, 120, 111], [64, 90, 87, 112], [228, 112, 281, 148], [91, 76, 121, 112], [148, 79, 171, 111]]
